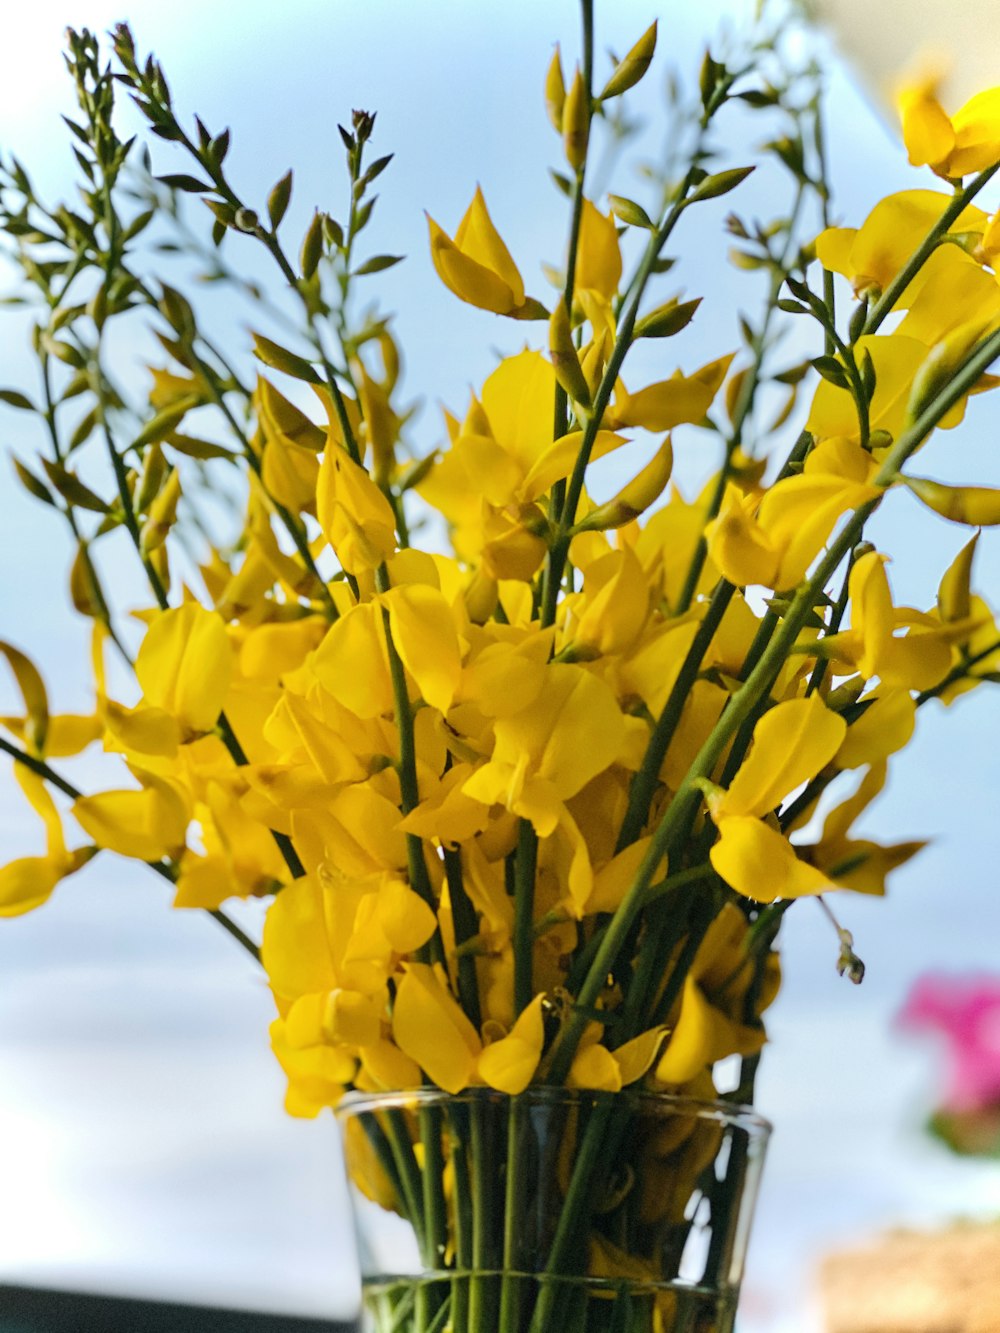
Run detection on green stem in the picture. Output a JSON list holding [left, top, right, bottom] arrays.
[[442, 848, 482, 1031], [513, 819, 538, 1017], [376, 566, 446, 969]]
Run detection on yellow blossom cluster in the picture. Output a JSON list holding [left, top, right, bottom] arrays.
[[3, 19, 1000, 1140]]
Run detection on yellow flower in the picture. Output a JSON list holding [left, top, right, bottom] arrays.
[[316, 441, 397, 574], [427, 187, 546, 318], [899, 78, 1000, 178], [705, 696, 846, 903], [135, 602, 233, 736], [72, 768, 189, 863], [0, 770, 92, 917], [392, 963, 482, 1094], [706, 437, 879, 591], [477, 993, 546, 1094], [816, 189, 989, 298], [807, 334, 972, 444], [814, 552, 955, 691]]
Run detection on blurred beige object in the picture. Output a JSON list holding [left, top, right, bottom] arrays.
[[820, 1220, 1000, 1332], [815, 0, 1000, 115]]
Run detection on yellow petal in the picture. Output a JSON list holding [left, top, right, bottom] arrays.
[[710, 815, 830, 903], [575, 200, 622, 300], [43, 713, 102, 757], [102, 699, 180, 757], [0, 641, 49, 755], [316, 443, 397, 573], [815, 226, 857, 280], [898, 83, 955, 169], [836, 690, 916, 768], [477, 994, 546, 1094], [656, 978, 731, 1084], [135, 602, 233, 734], [614, 1026, 668, 1085], [377, 877, 437, 954], [310, 601, 394, 719], [0, 856, 62, 917], [705, 496, 780, 588], [454, 187, 525, 305], [428, 217, 511, 312], [568, 1042, 622, 1091], [392, 963, 481, 1094], [261, 874, 337, 1001], [360, 1038, 423, 1091], [72, 775, 188, 862], [719, 695, 847, 819], [383, 584, 463, 713]]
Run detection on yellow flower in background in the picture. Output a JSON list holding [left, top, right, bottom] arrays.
[[72, 769, 189, 863], [899, 77, 1000, 177]]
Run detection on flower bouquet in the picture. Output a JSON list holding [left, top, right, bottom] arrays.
[[2, 6, 1000, 1331]]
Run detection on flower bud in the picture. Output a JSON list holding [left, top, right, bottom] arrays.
[[562, 68, 590, 172], [599, 22, 657, 100], [548, 302, 591, 407], [545, 47, 566, 133]]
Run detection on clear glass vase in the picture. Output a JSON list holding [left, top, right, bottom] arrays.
[[335, 1087, 771, 1333]]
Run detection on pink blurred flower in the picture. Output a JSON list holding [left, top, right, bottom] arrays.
[[898, 975, 1000, 1113]]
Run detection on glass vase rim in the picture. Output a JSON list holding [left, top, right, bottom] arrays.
[[334, 1085, 772, 1135]]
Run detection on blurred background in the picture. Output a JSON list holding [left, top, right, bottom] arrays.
[[1, 1, 999, 1329]]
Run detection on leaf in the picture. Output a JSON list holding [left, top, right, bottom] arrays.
[[268, 169, 293, 230], [40, 460, 109, 513], [689, 165, 754, 203], [156, 173, 212, 193], [0, 389, 37, 411], [353, 253, 405, 276], [131, 398, 201, 450], [11, 458, 56, 506], [361, 154, 393, 187], [607, 194, 653, 229], [634, 296, 701, 339], [252, 333, 321, 384], [811, 355, 849, 388], [165, 433, 237, 462]]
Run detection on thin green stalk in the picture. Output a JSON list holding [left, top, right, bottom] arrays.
[[449, 1103, 474, 1333], [468, 1106, 500, 1333], [616, 583, 734, 853], [498, 1100, 528, 1333], [417, 1106, 447, 1331], [376, 566, 446, 969], [442, 848, 482, 1031], [513, 819, 538, 1017]]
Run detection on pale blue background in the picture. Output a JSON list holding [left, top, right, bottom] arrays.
[[1, 2, 999, 1329]]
